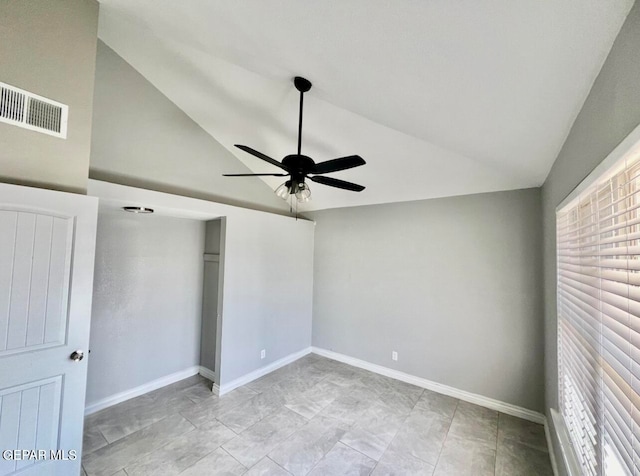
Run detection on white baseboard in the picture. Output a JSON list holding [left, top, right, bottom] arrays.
[[218, 347, 312, 396], [311, 347, 545, 425], [84, 347, 546, 434], [198, 366, 216, 382], [84, 365, 201, 416], [198, 366, 219, 395], [544, 417, 560, 476]]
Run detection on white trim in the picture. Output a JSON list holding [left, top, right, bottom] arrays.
[[197, 366, 219, 395], [311, 347, 546, 424], [544, 417, 560, 476], [557, 122, 640, 211], [550, 408, 582, 476], [198, 366, 217, 382], [218, 347, 312, 395], [84, 366, 200, 416]]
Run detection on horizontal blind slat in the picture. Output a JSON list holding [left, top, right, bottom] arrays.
[[557, 153, 640, 476]]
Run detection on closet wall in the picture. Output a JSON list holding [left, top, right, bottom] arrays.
[[86, 210, 205, 407]]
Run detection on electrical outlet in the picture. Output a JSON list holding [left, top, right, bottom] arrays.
[[392, 351, 398, 361], [261, 349, 266, 359]]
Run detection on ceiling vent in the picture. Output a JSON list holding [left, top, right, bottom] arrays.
[[0, 82, 68, 139]]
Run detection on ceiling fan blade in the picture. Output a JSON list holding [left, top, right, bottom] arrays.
[[234, 145, 289, 171], [310, 175, 365, 192], [223, 173, 288, 177], [312, 155, 366, 174]]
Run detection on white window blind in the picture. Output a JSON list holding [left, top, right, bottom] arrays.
[[557, 154, 640, 476]]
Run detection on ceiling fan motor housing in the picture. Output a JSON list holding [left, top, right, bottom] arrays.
[[282, 154, 315, 184]]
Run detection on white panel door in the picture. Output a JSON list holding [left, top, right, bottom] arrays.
[[0, 183, 98, 476]]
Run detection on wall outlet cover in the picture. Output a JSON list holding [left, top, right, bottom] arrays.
[[261, 349, 266, 359], [392, 351, 398, 361]]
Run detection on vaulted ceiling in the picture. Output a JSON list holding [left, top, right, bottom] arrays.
[[97, 0, 633, 211]]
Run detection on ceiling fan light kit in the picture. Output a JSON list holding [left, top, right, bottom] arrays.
[[295, 182, 311, 202], [275, 182, 291, 200], [223, 76, 366, 204]]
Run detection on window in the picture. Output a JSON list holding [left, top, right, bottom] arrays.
[[557, 142, 640, 475]]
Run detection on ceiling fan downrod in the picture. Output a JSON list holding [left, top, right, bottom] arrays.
[[294, 76, 312, 156]]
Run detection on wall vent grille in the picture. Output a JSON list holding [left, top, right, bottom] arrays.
[[0, 82, 68, 138]]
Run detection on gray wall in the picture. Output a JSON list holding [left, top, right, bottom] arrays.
[[0, 0, 99, 193], [218, 210, 314, 386], [309, 188, 544, 411], [200, 219, 222, 372], [90, 41, 290, 215], [541, 3, 640, 474], [86, 210, 205, 405]]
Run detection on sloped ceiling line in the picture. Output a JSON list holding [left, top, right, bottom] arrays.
[[96, 0, 633, 211]]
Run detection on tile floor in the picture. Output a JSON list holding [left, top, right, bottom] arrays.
[[82, 354, 553, 475]]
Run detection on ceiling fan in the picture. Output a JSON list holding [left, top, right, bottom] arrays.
[[223, 76, 366, 203]]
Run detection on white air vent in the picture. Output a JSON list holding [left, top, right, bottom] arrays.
[[0, 82, 68, 138]]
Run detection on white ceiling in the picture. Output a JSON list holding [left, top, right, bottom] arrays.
[[97, 0, 633, 211]]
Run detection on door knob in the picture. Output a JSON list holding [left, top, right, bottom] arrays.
[[70, 350, 84, 362]]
